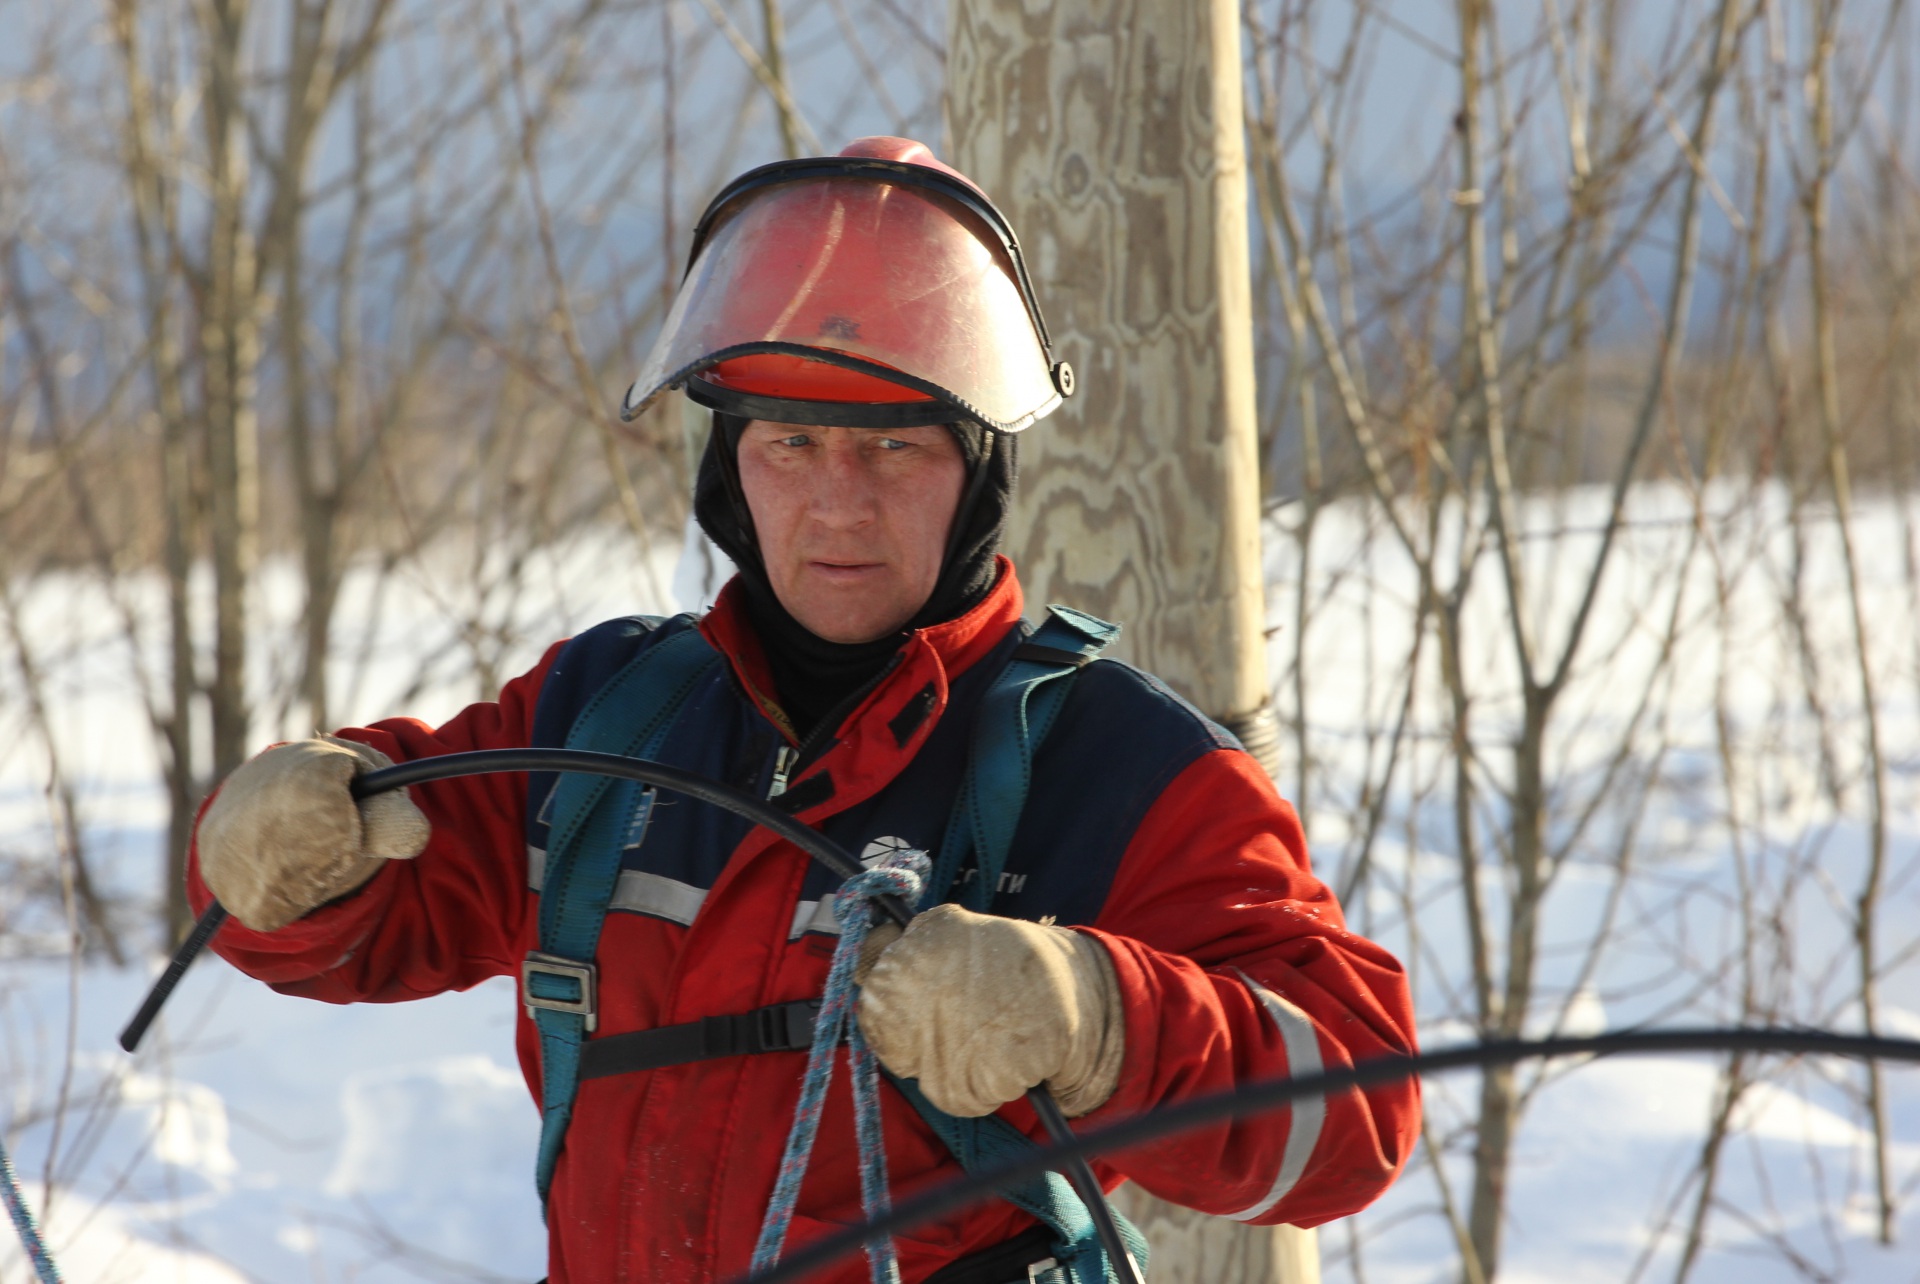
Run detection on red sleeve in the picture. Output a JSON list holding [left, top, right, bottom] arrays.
[[1078, 749, 1419, 1227], [185, 641, 567, 1004]]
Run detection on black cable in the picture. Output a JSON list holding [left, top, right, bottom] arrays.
[[359, 749, 910, 919], [119, 749, 913, 1054], [115, 747, 1138, 1281], [1026, 1088, 1141, 1282], [118, 902, 229, 1052], [732, 1026, 1920, 1284], [118, 757, 1920, 1283]]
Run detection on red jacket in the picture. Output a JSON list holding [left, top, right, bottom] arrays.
[[190, 563, 1418, 1283]]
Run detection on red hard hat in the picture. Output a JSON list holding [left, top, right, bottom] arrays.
[[621, 137, 1072, 433]]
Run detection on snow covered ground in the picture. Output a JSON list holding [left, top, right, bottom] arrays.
[[4, 490, 1919, 1282]]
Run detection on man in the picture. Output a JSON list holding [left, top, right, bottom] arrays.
[[191, 137, 1419, 1284]]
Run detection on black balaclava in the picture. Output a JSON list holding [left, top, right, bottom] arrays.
[[693, 411, 1016, 739]]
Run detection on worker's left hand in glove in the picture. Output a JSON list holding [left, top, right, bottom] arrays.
[[855, 904, 1125, 1118]]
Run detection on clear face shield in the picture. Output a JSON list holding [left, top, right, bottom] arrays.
[[621, 157, 1073, 433]]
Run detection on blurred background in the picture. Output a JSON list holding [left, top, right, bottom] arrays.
[[2, 0, 1919, 1280]]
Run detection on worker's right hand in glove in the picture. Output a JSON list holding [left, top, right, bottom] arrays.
[[198, 735, 430, 932], [855, 904, 1126, 1119]]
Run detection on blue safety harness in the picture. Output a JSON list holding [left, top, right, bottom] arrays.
[[521, 624, 725, 1198], [523, 607, 1146, 1281]]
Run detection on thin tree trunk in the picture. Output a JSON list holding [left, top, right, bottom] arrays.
[[115, 0, 202, 943], [759, 0, 800, 159], [200, 0, 260, 782], [1457, 0, 1745, 1268], [1456, 4, 1529, 1270], [272, 0, 338, 733], [1803, 0, 1896, 1241]]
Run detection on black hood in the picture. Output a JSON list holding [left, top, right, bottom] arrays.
[[692, 413, 1016, 737]]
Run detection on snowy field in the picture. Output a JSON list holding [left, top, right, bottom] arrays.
[[3, 489, 1919, 1282]]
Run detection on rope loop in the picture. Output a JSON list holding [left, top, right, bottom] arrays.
[[752, 849, 929, 1284]]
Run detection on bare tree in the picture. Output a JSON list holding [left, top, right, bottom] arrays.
[[1245, 0, 1919, 1277], [3, 0, 1916, 1278]]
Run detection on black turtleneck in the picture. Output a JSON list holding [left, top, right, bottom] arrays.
[[693, 412, 1015, 740]]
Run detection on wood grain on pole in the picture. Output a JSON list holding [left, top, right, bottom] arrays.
[[947, 1, 1311, 1280]]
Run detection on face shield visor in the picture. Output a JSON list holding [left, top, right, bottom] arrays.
[[620, 157, 1073, 434]]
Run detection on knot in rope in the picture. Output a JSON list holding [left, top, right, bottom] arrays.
[[751, 849, 930, 1284]]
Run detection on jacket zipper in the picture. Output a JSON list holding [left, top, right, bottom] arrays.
[[767, 744, 798, 799], [766, 653, 906, 800]]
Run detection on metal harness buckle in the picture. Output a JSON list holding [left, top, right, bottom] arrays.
[[1026, 1258, 1059, 1282], [522, 952, 599, 1032]]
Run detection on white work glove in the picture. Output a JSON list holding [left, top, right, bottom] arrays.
[[856, 904, 1126, 1118], [198, 735, 430, 932]]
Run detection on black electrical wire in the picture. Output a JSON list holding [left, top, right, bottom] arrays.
[[116, 747, 1139, 1283], [119, 901, 229, 1053], [119, 749, 911, 1054], [115, 755, 1920, 1284], [732, 1026, 1920, 1284], [362, 749, 912, 915]]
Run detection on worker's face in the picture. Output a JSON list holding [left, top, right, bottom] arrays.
[[736, 421, 967, 644]]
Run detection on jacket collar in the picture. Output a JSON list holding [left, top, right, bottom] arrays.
[[698, 555, 1024, 746]]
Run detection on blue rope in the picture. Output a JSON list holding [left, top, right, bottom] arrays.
[[751, 851, 929, 1284], [1, 1137, 62, 1283]]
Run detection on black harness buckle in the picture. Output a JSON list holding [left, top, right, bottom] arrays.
[[756, 998, 822, 1053]]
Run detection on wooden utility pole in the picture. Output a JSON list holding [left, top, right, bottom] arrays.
[[947, 2, 1311, 1281]]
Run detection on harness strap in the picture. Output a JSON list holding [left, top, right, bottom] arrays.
[[1008, 642, 1093, 670], [579, 1000, 822, 1080], [531, 619, 724, 1204], [924, 606, 1121, 914], [910, 606, 1143, 1283]]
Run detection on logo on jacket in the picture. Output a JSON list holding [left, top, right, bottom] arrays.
[[860, 836, 923, 868]]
